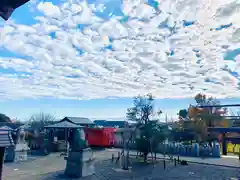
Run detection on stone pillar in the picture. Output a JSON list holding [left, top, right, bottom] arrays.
[[64, 151, 83, 177], [193, 143, 199, 157], [213, 143, 220, 157], [64, 148, 94, 178]]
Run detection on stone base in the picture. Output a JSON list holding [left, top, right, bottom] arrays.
[[15, 143, 29, 162], [64, 148, 95, 178], [82, 148, 95, 177], [119, 153, 130, 170], [113, 168, 132, 172], [64, 152, 82, 177], [15, 150, 28, 161]]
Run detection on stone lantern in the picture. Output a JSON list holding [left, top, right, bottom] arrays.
[[64, 128, 95, 178], [15, 126, 29, 162]]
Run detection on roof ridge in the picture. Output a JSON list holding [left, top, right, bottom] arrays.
[[66, 116, 90, 119], [64, 117, 94, 125]]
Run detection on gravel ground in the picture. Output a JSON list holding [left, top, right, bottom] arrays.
[[2, 150, 240, 180]]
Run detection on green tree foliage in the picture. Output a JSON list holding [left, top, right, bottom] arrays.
[[194, 93, 227, 116], [0, 113, 11, 122], [178, 109, 188, 119], [189, 93, 227, 144], [174, 93, 227, 144], [127, 94, 167, 162]]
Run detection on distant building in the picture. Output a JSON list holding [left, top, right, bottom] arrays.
[[94, 120, 124, 128], [94, 120, 136, 128]]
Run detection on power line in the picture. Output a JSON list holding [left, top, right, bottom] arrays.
[[198, 104, 240, 108]]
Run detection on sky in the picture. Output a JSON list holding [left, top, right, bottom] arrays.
[[1, 97, 240, 121], [0, 0, 240, 121]]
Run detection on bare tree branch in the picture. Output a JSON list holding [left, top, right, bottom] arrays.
[[28, 112, 56, 131]]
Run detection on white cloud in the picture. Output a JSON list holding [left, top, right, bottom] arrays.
[[37, 2, 61, 18], [0, 0, 240, 100]]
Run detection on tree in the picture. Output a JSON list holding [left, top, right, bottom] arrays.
[[28, 112, 56, 132], [194, 93, 227, 116], [127, 94, 166, 162], [0, 114, 11, 123], [189, 93, 227, 144], [0, 0, 30, 21], [171, 109, 196, 143], [178, 109, 188, 119], [171, 128, 195, 143]]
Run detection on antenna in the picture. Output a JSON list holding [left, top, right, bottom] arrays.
[[165, 113, 168, 124]]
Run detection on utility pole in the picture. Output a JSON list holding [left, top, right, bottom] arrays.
[[122, 120, 128, 170]]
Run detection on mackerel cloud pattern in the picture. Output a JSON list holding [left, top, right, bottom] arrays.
[[0, 0, 240, 100]]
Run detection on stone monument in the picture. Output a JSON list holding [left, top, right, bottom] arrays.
[[64, 128, 95, 178], [14, 126, 29, 162]]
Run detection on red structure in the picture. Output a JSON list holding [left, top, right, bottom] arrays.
[[84, 127, 116, 147]]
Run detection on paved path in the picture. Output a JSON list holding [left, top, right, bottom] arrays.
[[3, 150, 116, 180], [2, 150, 240, 180], [3, 153, 240, 180], [107, 148, 240, 168]]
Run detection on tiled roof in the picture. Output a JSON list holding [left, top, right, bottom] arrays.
[[0, 126, 13, 131], [64, 117, 94, 125], [45, 119, 83, 129], [0, 122, 24, 130]]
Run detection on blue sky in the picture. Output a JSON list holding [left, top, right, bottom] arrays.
[[1, 97, 240, 121], [0, 0, 240, 121]]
